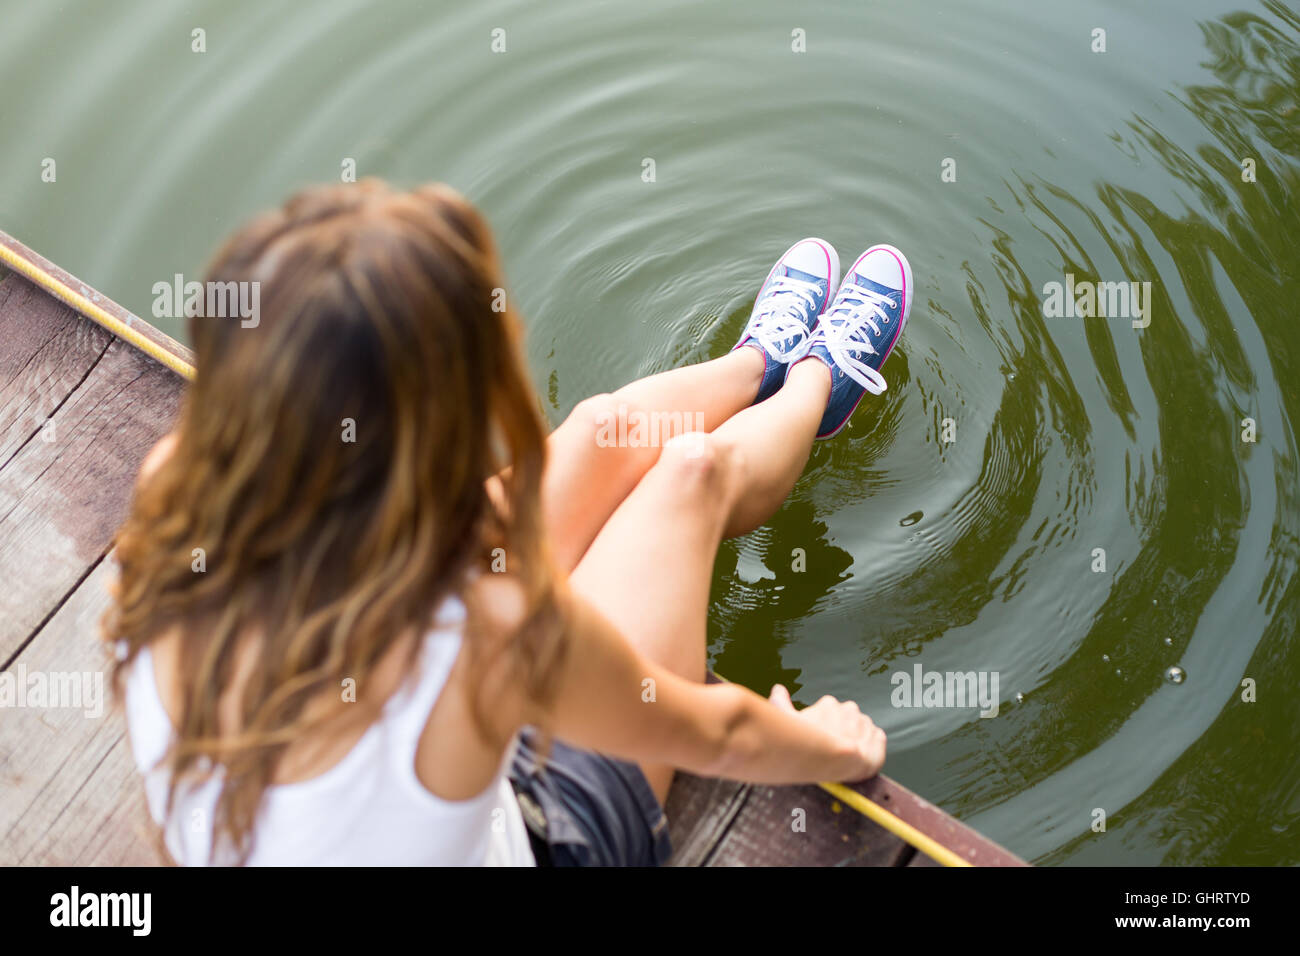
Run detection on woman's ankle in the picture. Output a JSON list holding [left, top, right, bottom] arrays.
[[786, 355, 833, 399]]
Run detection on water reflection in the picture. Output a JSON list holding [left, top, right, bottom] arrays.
[[926, 3, 1299, 863]]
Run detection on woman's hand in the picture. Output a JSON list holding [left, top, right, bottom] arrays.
[[769, 684, 887, 782], [529, 582, 891, 788]]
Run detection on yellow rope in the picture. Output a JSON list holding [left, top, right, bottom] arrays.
[[0, 242, 195, 381], [819, 781, 970, 867]]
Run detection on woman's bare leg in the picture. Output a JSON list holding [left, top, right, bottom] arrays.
[[544, 348, 765, 571], [567, 358, 833, 803]]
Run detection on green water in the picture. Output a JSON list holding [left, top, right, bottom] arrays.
[[2, 0, 1297, 865]]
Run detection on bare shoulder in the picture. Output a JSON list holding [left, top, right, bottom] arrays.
[[463, 571, 532, 641], [413, 574, 534, 799], [449, 569, 559, 731], [139, 431, 179, 483]]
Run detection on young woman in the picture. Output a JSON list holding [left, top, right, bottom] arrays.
[[106, 179, 912, 866]]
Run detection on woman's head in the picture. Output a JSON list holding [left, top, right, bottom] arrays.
[[184, 180, 546, 608], [106, 180, 562, 861]]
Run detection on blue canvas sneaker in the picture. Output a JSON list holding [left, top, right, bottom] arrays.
[[733, 238, 839, 404], [799, 244, 912, 438]]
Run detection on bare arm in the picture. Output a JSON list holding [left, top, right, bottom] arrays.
[[523, 580, 885, 786], [138, 432, 178, 483]]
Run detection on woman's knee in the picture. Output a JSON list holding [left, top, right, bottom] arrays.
[[652, 431, 743, 503], [566, 393, 653, 453], [566, 393, 616, 443]]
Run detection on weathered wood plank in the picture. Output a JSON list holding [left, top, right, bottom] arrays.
[[0, 229, 194, 374], [704, 784, 911, 867], [0, 338, 180, 663], [666, 773, 918, 868], [665, 774, 750, 866], [851, 775, 1027, 866], [0, 272, 112, 466], [30, 735, 157, 866], [0, 559, 154, 865]]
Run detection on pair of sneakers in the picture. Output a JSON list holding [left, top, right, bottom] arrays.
[[734, 238, 912, 438]]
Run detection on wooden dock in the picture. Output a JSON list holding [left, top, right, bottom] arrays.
[[0, 231, 1025, 867]]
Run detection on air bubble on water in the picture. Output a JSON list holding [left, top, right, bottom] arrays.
[[1115, 668, 1122, 676], [1163, 637, 1173, 646], [1102, 654, 1110, 663], [1015, 692, 1024, 703], [900, 511, 923, 527], [1165, 666, 1186, 684]]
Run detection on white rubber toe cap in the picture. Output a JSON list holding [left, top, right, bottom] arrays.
[[781, 238, 841, 290], [850, 244, 912, 323]]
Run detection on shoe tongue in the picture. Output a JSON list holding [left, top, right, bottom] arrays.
[[851, 272, 890, 295], [783, 265, 825, 289]]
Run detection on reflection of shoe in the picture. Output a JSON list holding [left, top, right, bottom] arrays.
[[733, 238, 839, 404], [801, 244, 912, 439]]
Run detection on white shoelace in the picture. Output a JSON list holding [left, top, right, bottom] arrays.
[[813, 283, 897, 394], [748, 275, 823, 362]]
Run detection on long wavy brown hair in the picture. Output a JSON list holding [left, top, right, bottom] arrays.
[[104, 179, 563, 863]]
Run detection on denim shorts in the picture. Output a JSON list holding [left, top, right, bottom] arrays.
[[508, 727, 672, 867]]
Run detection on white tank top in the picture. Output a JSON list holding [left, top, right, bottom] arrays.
[[122, 598, 535, 866]]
